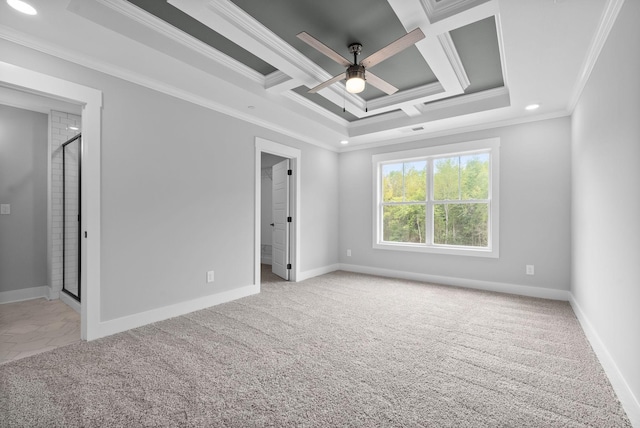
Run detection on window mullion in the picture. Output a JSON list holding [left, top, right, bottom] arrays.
[[426, 157, 433, 246]]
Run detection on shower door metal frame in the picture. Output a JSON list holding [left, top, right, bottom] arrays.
[[62, 133, 82, 302]]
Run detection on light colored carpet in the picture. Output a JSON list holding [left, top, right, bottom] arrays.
[[0, 271, 631, 427]]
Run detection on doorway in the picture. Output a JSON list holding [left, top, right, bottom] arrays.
[[260, 153, 289, 280], [1, 60, 102, 340], [254, 137, 301, 287]]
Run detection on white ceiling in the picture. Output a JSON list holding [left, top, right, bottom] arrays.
[[0, 0, 612, 151]]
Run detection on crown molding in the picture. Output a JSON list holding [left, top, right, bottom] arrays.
[[421, 0, 492, 23], [567, 0, 625, 112], [0, 25, 339, 152], [347, 86, 509, 139], [282, 91, 350, 128], [367, 82, 444, 111], [340, 109, 570, 153], [422, 85, 508, 111], [90, 0, 264, 85], [438, 32, 470, 90], [264, 70, 299, 93]]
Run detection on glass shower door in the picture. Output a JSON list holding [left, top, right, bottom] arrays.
[[62, 134, 81, 301]]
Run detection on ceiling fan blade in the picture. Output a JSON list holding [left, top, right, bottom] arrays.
[[297, 32, 352, 67], [308, 72, 346, 93], [360, 28, 425, 69], [365, 71, 399, 95]]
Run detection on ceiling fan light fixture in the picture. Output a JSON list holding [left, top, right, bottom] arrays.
[[346, 65, 366, 94]]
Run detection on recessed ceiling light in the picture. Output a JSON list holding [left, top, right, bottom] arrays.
[[7, 0, 37, 15], [340, 140, 349, 145], [525, 104, 540, 111]]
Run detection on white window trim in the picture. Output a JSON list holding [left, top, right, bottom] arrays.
[[372, 138, 500, 258]]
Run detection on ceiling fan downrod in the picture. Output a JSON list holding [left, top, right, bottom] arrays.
[[346, 43, 365, 91]]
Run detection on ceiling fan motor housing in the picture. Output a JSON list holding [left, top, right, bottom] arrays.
[[346, 64, 366, 81]]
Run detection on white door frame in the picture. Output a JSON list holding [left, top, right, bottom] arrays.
[[254, 137, 301, 286], [0, 61, 102, 340]]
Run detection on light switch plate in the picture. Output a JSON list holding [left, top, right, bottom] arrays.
[[0, 204, 10, 215]]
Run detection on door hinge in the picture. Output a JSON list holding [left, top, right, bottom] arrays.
[[287, 169, 292, 176], [287, 216, 292, 222], [84, 231, 87, 238], [287, 263, 292, 270]]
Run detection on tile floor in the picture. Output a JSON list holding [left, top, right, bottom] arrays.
[[0, 270, 278, 365], [0, 298, 80, 365]]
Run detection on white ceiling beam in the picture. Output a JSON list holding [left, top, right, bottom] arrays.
[[169, 0, 367, 118], [402, 104, 424, 117], [365, 82, 443, 113], [422, 0, 492, 23], [423, 1, 499, 36], [264, 71, 300, 93], [348, 86, 510, 139], [438, 32, 470, 90], [387, 0, 466, 95]]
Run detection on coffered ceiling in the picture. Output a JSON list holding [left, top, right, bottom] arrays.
[[0, 0, 613, 150]]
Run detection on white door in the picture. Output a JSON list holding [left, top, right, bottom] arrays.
[[271, 159, 290, 280]]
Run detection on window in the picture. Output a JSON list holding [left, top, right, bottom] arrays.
[[373, 139, 499, 257]]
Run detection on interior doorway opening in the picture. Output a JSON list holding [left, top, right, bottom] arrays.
[[254, 138, 301, 288], [260, 153, 289, 281], [1, 60, 103, 340]]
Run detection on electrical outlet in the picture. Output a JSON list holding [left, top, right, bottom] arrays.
[[206, 270, 215, 283], [0, 204, 10, 215], [526, 265, 535, 275], [346, 249, 352, 257]]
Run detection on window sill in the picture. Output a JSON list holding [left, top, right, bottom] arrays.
[[373, 241, 499, 258]]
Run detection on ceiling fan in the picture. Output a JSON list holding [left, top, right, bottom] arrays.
[[296, 28, 425, 95]]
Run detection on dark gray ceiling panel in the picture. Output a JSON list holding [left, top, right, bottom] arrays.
[[127, 0, 277, 75], [449, 16, 504, 93], [231, 0, 437, 99]]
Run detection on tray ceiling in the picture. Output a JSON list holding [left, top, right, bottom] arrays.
[[126, 0, 505, 123], [0, 0, 611, 150]]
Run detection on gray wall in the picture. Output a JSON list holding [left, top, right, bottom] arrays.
[[571, 0, 640, 411], [0, 104, 48, 293], [339, 117, 572, 291], [1, 39, 339, 322]]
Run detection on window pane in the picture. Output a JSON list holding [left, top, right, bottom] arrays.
[[382, 163, 403, 202], [433, 203, 488, 247], [460, 153, 489, 199], [382, 161, 426, 202], [404, 161, 426, 201], [383, 204, 426, 243], [433, 157, 460, 200]]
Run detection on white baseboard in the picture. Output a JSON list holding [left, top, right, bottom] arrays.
[[569, 294, 640, 427], [297, 264, 340, 282], [338, 263, 570, 301], [0, 285, 49, 304], [96, 283, 260, 339], [260, 257, 272, 265], [47, 288, 60, 301], [59, 292, 81, 314]]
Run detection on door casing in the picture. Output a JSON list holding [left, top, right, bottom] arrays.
[[254, 137, 301, 286]]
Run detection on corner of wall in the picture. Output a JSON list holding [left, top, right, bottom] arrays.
[[569, 293, 640, 426]]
